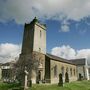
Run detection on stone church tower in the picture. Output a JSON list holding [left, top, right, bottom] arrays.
[[21, 17, 46, 54], [18, 17, 46, 84]]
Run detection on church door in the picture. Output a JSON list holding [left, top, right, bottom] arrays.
[[38, 71, 41, 81], [36, 70, 41, 83]]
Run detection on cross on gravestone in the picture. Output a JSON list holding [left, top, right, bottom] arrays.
[[24, 67, 29, 90]]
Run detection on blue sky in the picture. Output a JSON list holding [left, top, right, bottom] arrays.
[[0, 0, 90, 63], [0, 19, 90, 52], [0, 21, 23, 44], [46, 19, 90, 52]]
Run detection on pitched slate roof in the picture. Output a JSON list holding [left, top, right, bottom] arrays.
[[46, 53, 75, 65], [70, 58, 86, 65], [1, 61, 16, 66]]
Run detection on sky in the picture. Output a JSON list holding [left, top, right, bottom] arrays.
[[0, 0, 90, 64]]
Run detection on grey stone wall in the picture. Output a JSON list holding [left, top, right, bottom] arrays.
[[45, 57, 77, 84]]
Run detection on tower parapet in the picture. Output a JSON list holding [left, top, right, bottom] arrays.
[[30, 17, 46, 30], [21, 17, 46, 55]]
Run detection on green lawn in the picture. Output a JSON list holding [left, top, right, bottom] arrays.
[[30, 81, 90, 90], [0, 82, 20, 90], [0, 81, 90, 90]]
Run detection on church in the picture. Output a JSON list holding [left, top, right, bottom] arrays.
[[18, 17, 90, 84]]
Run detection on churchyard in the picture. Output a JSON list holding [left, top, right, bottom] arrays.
[[0, 80, 90, 90]]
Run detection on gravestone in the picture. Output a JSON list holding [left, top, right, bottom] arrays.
[[28, 79, 32, 87], [58, 73, 63, 86], [78, 73, 82, 81]]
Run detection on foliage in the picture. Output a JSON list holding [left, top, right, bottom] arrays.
[[15, 52, 40, 85], [0, 83, 20, 90]]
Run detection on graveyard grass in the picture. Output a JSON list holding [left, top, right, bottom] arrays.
[[0, 83, 20, 90], [0, 80, 90, 90], [31, 80, 90, 90]]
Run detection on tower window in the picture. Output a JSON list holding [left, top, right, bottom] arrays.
[[40, 30, 42, 37], [54, 65, 57, 77], [39, 48, 41, 52]]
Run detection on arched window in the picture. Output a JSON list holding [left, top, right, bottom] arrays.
[[61, 66, 64, 77], [70, 68, 72, 76], [40, 30, 42, 38], [73, 69, 75, 76]]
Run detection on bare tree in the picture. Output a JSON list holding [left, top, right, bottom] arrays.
[[15, 52, 40, 86]]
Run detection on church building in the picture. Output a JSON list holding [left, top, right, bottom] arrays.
[[18, 17, 90, 84]]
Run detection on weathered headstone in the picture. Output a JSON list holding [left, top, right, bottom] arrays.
[[78, 73, 82, 81], [65, 72, 69, 83], [58, 73, 63, 87], [28, 79, 32, 87]]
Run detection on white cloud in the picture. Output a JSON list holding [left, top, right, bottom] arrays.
[[0, 43, 21, 63], [0, 0, 90, 24], [59, 19, 70, 32], [1, 43, 90, 66], [51, 45, 76, 59], [79, 30, 87, 34], [60, 24, 70, 32], [51, 45, 90, 65], [76, 49, 90, 65]]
